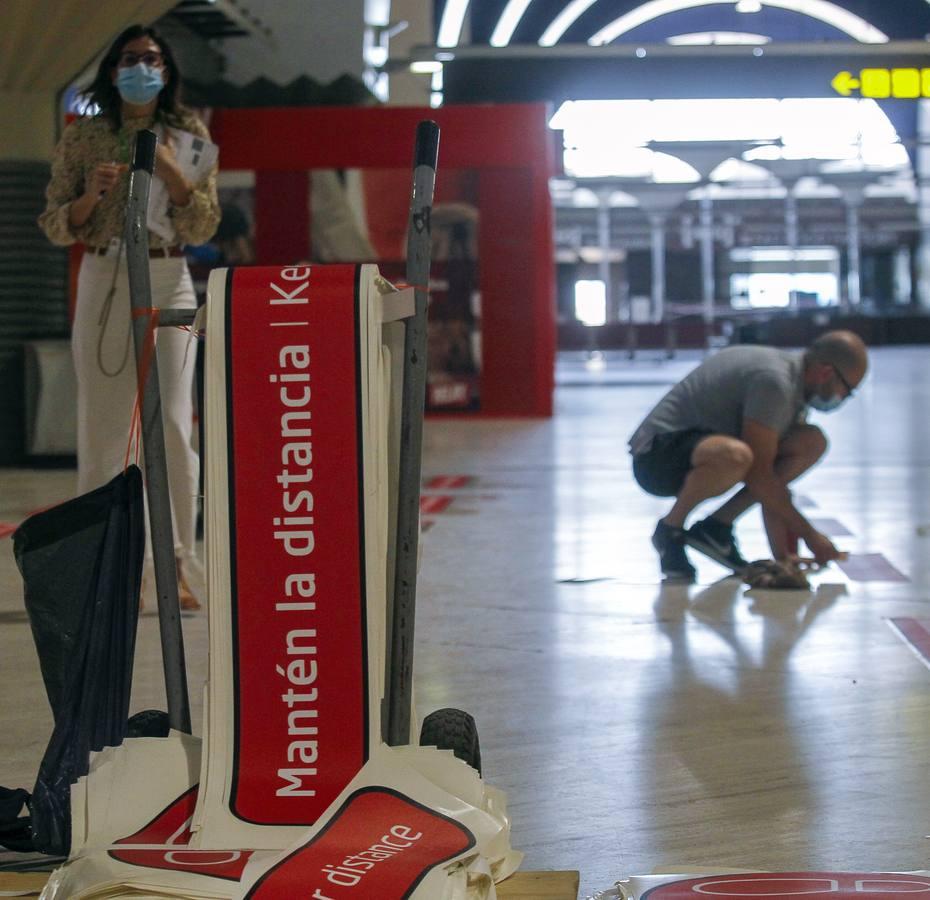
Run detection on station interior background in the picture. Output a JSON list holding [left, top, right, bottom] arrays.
[[2, 1, 930, 896]]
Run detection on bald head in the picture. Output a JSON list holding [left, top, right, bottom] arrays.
[[807, 330, 869, 387]]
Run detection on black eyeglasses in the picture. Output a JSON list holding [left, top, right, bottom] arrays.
[[831, 363, 855, 398], [117, 51, 164, 68]]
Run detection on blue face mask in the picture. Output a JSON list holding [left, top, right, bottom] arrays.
[[809, 393, 844, 413], [116, 64, 164, 105]]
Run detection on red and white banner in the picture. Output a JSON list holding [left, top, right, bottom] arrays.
[[226, 265, 368, 825], [195, 265, 387, 849]]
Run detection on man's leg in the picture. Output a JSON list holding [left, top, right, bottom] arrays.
[[636, 433, 752, 581], [663, 435, 754, 528], [705, 424, 828, 559]]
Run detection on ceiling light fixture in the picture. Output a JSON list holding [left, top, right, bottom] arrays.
[[540, 0, 599, 46], [582, 0, 887, 47], [437, 0, 471, 47], [491, 0, 534, 46], [410, 60, 443, 73]]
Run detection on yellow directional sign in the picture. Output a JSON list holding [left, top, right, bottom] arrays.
[[832, 68, 930, 99]]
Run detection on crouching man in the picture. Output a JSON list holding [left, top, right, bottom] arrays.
[[629, 331, 868, 582]]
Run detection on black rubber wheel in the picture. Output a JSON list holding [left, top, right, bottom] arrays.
[[127, 709, 170, 738], [419, 708, 481, 775]]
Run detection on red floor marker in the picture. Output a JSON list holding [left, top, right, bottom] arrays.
[[807, 517, 854, 537], [424, 475, 473, 490], [838, 553, 909, 583], [419, 495, 453, 516], [888, 618, 930, 671], [643, 872, 930, 899]]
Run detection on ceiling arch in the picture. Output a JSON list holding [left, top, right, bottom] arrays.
[[437, 0, 930, 47], [584, 1, 888, 47]]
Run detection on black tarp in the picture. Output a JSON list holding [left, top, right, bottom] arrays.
[[5, 466, 145, 855]]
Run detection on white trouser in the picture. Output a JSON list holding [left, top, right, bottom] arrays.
[[72, 249, 199, 561]]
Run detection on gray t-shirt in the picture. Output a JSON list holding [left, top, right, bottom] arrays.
[[629, 346, 807, 456]]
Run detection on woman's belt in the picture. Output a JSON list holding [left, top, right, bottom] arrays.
[[87, 244, 184, 258]]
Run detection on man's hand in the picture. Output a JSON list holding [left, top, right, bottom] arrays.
[[804, 530, 842, 565]]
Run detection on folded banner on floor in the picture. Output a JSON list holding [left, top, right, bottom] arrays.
[[43, 742, 519, 899]]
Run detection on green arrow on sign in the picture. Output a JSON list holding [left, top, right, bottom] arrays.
[[831, 71, 861, 96]]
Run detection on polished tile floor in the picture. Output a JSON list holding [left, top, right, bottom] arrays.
[[1, 346, 929, 896]]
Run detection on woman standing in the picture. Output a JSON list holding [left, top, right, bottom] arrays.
[[39, 24, 220, 610]]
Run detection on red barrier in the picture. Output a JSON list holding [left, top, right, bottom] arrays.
[[211, 104, 556, 417]]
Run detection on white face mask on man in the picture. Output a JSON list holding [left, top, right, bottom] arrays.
[[809, 361, 855, 413]]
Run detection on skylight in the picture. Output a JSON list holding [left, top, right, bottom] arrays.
[[549, 98, 908, 178]]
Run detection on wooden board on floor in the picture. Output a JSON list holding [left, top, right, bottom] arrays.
[[498, 870, 580, 898], [0, 871, 50, 894]]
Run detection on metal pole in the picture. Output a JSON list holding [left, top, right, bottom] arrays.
[[596, 192, 612, 321], [785, 190, 799, 312], [649, 212, 666, 325], [699, 194, 715, 351], [916, 99, 930, 310], [699, 195, 715, 325], [386, 120, 439, 747], [124, 130, 192, 734], [845, 199, 862, 309]]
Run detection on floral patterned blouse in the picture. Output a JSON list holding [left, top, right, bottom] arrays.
[[38, 111, 220, 250]]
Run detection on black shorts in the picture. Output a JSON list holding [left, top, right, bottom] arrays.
[[632, 429, 713, 497]]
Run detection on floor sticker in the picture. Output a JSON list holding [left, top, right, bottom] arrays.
[[419, 495, 454, 516], [423, 475, 474, 490], [838, 553, 909, 583], [807, 517, 854, 537], [888, 618, 930, 671]]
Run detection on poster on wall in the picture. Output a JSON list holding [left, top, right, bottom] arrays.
[[425, 204, 482, 412], [374, 202, 482, 413]]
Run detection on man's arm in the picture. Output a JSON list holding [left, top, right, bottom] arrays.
[[741, 418, 840, 564]]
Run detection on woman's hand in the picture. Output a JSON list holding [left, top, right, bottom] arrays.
[[87, 162, 127, 199], [68, 162, 128, 229], [154, 139, 192, 207], [154, 140, 179, 181]]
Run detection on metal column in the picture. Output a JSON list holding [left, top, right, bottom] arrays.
[[916, 99, 930, 310], [649, 212, 667, 325], [785, 191, 799, 311], [844, 198, 862, 309], [699, 195, 715, 325]]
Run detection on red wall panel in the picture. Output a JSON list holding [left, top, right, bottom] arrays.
[[212, 104, 555, 416]]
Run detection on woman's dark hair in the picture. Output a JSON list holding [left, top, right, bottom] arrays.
[[83, 24, 185, 129]]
